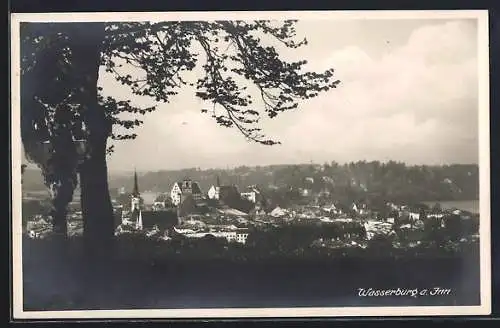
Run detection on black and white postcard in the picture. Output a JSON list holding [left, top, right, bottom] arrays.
[[10, 10, 491, 319]]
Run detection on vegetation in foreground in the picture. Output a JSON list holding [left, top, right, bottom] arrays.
[[22, 233, 480, 311]]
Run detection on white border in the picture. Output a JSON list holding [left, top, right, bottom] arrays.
[[10, 10, 491, 319]]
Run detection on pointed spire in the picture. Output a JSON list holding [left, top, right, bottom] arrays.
[[133, 168, 140, 196]]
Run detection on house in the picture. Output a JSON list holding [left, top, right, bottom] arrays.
[[207, 176, 241, 204], [352, 202, 367, 214], [322, 204, 339, 215], [152, 193, 174, 210], [351, 203, 358, 213], [236, 229, 250, 244], [207, 185, 220, 200], [408, 211, 420, 221], [240, 186, 263, 204], [240, 191, 257, 203], [209, 183, 254, 214], [207, 176, 222, 200], [170, 178, 203, 206], [215, 226, 250, 244], [208, 184, 240, 202]]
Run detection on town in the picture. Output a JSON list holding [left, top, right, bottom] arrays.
[[23, 166, 480, 257]]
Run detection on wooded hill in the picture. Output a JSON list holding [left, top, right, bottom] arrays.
[[23, 161, 478, 204]]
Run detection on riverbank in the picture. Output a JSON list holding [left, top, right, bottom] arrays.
[[422, 200, 479, 214]]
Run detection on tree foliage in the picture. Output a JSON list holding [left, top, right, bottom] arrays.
[[21, 20, 339, 155]]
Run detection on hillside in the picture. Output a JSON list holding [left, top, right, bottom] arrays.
[[22, 161, 479, 204], [110, 161, 479, 203]]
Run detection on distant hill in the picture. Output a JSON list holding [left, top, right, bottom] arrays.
[[109, 161, 480, 203], [22, 168, 47, 192], [21, 161, 480, 204]]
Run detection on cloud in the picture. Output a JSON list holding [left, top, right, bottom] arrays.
[[106, 19, 479, 171], [276, 20, 479, 165]]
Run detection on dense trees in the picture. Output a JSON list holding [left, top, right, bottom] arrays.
[[104, 161, 479, 205], [20, 20, 339, 256]]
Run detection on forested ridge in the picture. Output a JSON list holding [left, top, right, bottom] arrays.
[[23, 161, 479, 204]]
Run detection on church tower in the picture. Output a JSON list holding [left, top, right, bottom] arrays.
[[132, 168, 140, 197], [131, 169, 141, 211], [130, 168, 143, 229]]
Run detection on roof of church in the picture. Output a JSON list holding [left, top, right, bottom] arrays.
[[141, 210, 178, 230], [178, 194, 198, 217]]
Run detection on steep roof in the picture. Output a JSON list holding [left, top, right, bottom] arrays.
[[141, 210, 178, 230], [218, 185, 240, 199], [132, 169, 140, 196]]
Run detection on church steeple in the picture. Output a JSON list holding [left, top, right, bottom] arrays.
[[132, 168, 140, 196]]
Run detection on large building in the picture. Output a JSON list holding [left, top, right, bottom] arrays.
[[206, 177, 258, 214], [207, 176, 240, 203], [125, 170, 179, 232], [170, 178, 203, 206]]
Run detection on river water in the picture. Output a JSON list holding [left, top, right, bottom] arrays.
[[422, 200, 479, 214]]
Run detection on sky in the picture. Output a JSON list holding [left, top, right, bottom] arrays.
[[30, 17, 483, 173]]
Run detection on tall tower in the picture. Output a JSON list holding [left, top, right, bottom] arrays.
[[131, 168, 141, 213], [132, 168, 140, 197]]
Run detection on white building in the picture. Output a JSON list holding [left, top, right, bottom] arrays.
[[207, 185, 220, 200], [220, 231, 237, 242], [240, 186, 261, 203], [170, 179, 203, 206], [240, 191, 257, 203], [236, 231, 249, 244], [408, 212, 420, 221]]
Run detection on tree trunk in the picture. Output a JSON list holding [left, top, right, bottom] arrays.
[[66, 23, 115, 262], [48, 179, 75, 256], [80, 138, 115, 260], [49, 181, 72, 239]]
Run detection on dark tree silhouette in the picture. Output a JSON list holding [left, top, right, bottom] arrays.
[[20, 21, 340, 258]]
